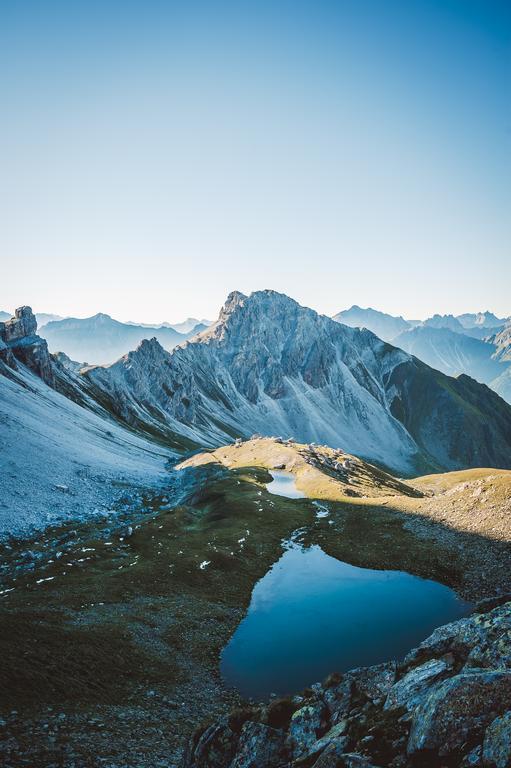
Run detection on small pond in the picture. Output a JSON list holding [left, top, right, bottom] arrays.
[[266, 471, 305, 499], [221, 544, 469, 700]]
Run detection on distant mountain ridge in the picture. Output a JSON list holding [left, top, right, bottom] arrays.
[[39, 313, 204, 365], [457, 311, 508, 329], [333, 305, 409, 342], [125, 317, 212, 333], [82, 290, 511, 475], [392, 326, 504, 385], [421, 314, 466, 333], [332, 305, 510, 399]]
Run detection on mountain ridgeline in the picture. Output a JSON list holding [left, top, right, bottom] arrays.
[[82, 290, 511, 475], [38, 313, 207, 365]]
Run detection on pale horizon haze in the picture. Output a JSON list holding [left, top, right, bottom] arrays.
[[1, 0, 510, 323]]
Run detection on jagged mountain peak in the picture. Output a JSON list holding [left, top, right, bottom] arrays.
[[127, 336, 170, 361], [193, 289, 307, 346], [221, 289, 248, 314]]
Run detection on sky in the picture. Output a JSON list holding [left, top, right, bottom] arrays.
[[1, 0, 510, 323]]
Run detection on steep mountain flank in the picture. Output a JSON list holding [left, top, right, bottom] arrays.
[[490, 324, 511, 363], [0, 307, 173, 537]]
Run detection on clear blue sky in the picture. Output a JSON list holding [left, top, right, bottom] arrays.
[[1, 0, 510, 322]]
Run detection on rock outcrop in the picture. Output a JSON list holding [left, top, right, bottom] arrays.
[[0, 306, 54, 385], [182, 600, 511, 768]]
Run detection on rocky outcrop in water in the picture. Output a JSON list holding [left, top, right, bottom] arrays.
[[0, 306, 55, 385], [182, 599, 511, 768]]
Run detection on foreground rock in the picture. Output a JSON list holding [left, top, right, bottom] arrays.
[[182, 600, 511, 768]]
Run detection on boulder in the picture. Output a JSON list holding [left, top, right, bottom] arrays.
[[384, 657, 453, 712], [350, 662, 397, 703], [462, 745, 483, 767], [324, 678, 354, 721], [311, 741, 350, 767], [324, 663, 396, 723], [186, 717, 238, 767], [404, 605, 511, 671], [288, 702, 329, 759], [230, 722, 288, 768], [338, 754, 381, 768], [293, 721, 349, 765], [408, 670, 511, 757], [482, 710, 511, 767]]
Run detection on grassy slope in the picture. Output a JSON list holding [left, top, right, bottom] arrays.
[[177, 438, 423, 502], [179, 438, 511, 541]]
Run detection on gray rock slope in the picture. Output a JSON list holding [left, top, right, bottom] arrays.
[[0, 307, 173, 537], [83, 290, 511, 475]]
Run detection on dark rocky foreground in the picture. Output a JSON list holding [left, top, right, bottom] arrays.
[[182, 598, 511, 768]]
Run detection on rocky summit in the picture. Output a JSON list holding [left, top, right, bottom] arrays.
[[182, 599, 511, 768], [0, 306, 55, 385]]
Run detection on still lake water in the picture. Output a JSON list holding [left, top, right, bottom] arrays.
[[221, 544, 469, 700], [266, 471, 305, 499]]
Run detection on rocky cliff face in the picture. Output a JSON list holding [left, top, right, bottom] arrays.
[[491, 325, 511, 364], [83, 290, 511, 475], [182, 598, 511, 768], [0, 306, 55, 385]]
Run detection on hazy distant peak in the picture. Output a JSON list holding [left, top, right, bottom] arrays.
[[333, 305, 410, 342], [457, 311, 508, 329], [421, 314, 465, 332]]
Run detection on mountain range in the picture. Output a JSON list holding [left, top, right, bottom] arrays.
[[2, 293, 511, 483], [78, 290, 511, 475], [334, 305, 508, 340], [37, 313, 207, 364], [334, 305, 511, 402], [4, 304, 509, 398]]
